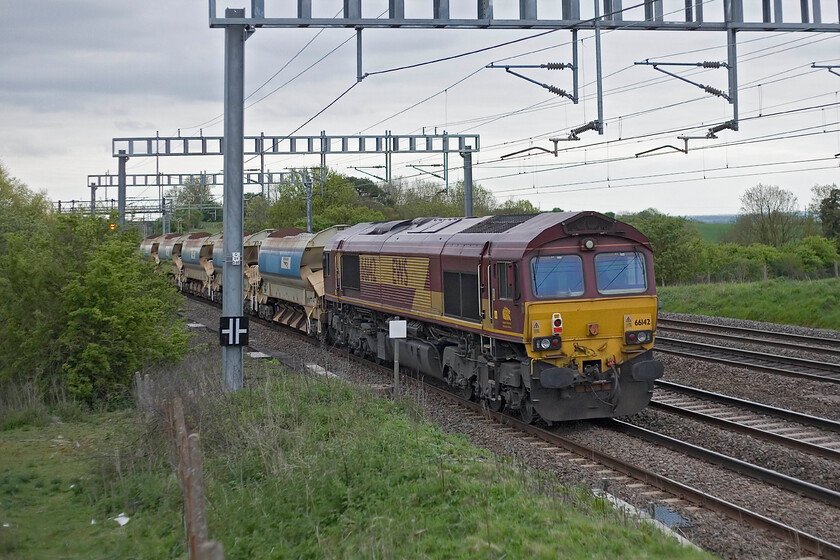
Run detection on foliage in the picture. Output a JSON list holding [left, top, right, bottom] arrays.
[[165, 176, 220, 222], [818, 186, 840, 242], [0, 162, 52, 253], [0, 167, 189, 406], [58, 235, 190, 404], [264, 170, 388, 231], [621, 209, 705, 285], [659, 277, 840, 330], [497, 198, 540, 214], [241, 171, 540, 232], [243, 193, 270, 234], [732, 184, 803, 247]]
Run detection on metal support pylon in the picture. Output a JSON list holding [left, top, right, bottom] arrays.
[[221, 7, 249, 393]]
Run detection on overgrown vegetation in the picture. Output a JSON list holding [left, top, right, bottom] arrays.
[[240, 170, 539, 234], [0, 163, 189, 415], [0, 352, 711, 559], [621, 184, 840, 286]]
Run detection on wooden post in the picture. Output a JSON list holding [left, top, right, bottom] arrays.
[[187, 434, 209, 559], [166, 398, 224, 559], [199, 541, 225, 560], [172, 398, 190, 495]]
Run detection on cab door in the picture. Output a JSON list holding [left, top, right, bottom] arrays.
[[492, 261, 517, 332]]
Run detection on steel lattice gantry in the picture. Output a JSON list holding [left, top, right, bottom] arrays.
[[206, 0, 838, 392], [209, 0, 840, 30]]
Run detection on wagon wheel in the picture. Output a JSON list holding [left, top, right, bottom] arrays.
[[519, 398, 538, 425]]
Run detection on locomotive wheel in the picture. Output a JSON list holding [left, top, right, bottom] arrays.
[[486, 396, 505, 413], [457, 381, 474, 401], [519, 398, 538, 425]]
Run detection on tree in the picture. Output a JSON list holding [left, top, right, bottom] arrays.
[[818, 187, 840, 241], [268, 170, 387, 230], [496, 198, 539, 214], [0, 162, 52, 253], [166, 176, 219, 223], [244, 193, 271, 233], [0, 166, 190, 405], [622, 209, 705, 285], [733, 184, 802, 247], [59, 233, 190, 403], [807, 184, 837, 218]]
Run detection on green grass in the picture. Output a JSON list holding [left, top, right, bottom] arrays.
[[659, 277, 840, 330], [0, 366, 713, 559], [0, 412, 179, 559], [691, 221, 734, 243]]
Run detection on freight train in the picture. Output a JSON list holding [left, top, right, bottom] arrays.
[[141, 211, 663, 423]]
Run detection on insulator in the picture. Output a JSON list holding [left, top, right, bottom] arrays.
[[547, 85, 568, 97], [704, 86, 724, 97], [545, 62, 568, 70], [702, 61, 722, 68]]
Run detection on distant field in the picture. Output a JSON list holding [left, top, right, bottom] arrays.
[[690, 221, 734, 243], [658, 277, 840, 330]]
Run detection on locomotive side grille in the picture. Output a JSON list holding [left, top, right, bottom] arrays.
[[460, 214, 537, 234]]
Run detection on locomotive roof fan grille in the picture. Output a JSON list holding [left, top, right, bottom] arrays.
[[461, 214, 538, 234], [563, 214, 613, 234]]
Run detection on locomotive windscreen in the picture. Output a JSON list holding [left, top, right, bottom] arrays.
[[594, 252, 647, 294], [531, 255, 584, 298]]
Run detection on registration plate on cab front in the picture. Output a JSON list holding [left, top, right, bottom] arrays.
[[623, 314, 652, 331]]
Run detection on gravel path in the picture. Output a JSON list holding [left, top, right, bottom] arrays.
[[183, 299, 839, 560]]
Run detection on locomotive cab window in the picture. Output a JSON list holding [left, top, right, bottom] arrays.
[[322, 252, 330, 276], [342, 254, 360, 290], [595, 252, 647, 294], [443, 271, 480, 321], [531, 255, 584, 298], [496, 262, 516, 300]]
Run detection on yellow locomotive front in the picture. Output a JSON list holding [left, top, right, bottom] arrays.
[[513, 237, 663, 422]]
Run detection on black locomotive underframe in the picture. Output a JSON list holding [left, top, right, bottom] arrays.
[[325, 300, 659, 423]]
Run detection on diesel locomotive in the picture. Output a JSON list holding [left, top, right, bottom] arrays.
[[141, 211, 663, 423]]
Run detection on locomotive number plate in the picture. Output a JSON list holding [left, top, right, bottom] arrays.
[[624, 314, 651, 330]]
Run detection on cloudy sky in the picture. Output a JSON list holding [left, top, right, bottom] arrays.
[[1, 1, 838, 216]]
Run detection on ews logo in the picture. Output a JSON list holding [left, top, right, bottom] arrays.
[[360, 256, 377, 282], [392, 258, 409, 286]]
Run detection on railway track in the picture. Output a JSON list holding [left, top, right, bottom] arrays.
[[187, 298, 840, 558], [654, 336, 840, 384], [442, 391, 840, 560], [658, 317, 840, 356], [651, 380, 840, 461]]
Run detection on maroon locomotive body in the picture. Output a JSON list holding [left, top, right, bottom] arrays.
[[323, 212, 662, 423]]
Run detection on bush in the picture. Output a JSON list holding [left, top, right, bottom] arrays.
[[0, 166, 191, 407]]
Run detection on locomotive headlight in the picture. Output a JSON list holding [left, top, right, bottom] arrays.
[[534, 336, 561, 351], [581, 238, 596, 251], [637, 331, 648, 343]]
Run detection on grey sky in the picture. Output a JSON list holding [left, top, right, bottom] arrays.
[[1, 1, 838, 216]]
